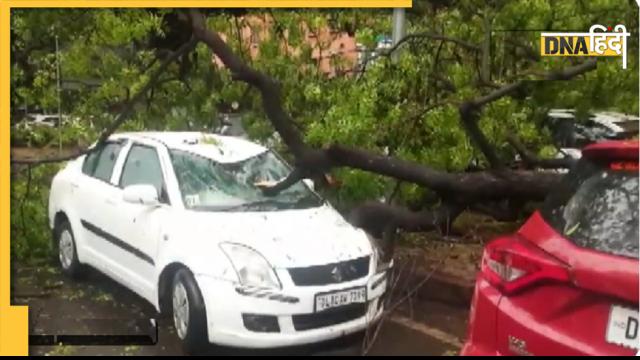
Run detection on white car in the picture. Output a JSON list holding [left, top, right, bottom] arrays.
[[547, 109, 639, 160], [48, 132, 389, 353], [24, 114, 63, 127]]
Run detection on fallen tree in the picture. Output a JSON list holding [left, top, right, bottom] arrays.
[[11, 8, 599, 244], [185, 9, 595, 239]]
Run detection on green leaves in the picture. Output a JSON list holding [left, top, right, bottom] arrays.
[[356, 27, 376, 48], [10, 164, 60, 260], [10, 4, 639, 211]]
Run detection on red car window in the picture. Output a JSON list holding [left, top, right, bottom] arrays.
[[541, 157, 639, 259]]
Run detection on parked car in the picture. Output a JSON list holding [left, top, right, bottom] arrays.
[[462, 140, 639, 356], [13, 113, 88, 132], [22, 113, 63, 127], [547, 109, 639, 160], [48, 132, 389, 354]]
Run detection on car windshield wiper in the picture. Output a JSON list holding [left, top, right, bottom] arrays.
[[218, 198, 294, 211]]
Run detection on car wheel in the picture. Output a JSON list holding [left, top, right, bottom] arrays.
[[55, 220, 83, 278], [172, 269, 208, 354]]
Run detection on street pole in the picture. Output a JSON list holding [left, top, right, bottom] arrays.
[[383, 7, 406, 204], [55, 35, 62, 154], [391, 8, 406, 63]]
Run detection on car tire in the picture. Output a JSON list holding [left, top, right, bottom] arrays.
[[171, 269, 209, 355], [54, 220, 84, 279]]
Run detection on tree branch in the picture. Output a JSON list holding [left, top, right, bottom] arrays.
[[471, 59, 597, 108], [188, 9, 307, 157], [459, 101, 503, 169], [11, 37, 199, 165], [457, 59, 597, 170], [325, 144, 561, 202], [384, 32, 480, 56], [506, 133, 577, 169], [347, 201, 464, 241]]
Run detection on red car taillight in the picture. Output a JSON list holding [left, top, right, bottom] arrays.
[[481, 236, 570, 295]]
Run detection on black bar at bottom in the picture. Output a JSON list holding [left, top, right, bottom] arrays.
[[29, 334, 157, 346]]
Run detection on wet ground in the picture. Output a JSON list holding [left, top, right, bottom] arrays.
[[12, 261, 469, 356]]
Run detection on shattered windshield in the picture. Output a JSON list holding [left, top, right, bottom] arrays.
[[541, 157, 639, 258], [169, 149, 323, 211]]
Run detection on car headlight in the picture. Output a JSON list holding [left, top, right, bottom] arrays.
[[367, 234, 392, 273], [220, 243, 281, 289]]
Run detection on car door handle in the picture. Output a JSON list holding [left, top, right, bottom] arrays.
[[105, 199, 116, 205], [70, 182, 79, 189]]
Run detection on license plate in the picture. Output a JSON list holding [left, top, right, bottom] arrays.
[[315, 287, 366, 312], [606, 305, 639, 350]]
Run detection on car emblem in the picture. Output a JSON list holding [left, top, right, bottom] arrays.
[[348, 264, 358, 276], [331, 266, 343, 283]]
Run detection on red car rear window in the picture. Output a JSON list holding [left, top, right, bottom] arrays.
[[541, 158, 639, 259]]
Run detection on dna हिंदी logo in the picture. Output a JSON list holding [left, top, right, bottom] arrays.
[[540, 24, 630, 69]]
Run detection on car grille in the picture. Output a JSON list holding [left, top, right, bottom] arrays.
[[288, 256, 370, 286], [292, 303, 367, 331]]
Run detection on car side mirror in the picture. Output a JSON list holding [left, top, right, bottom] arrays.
[[303, 179, 315, 190], [123, 184, 159, 206]]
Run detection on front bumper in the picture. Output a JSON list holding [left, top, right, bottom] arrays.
[[195, 270, 388, 348]]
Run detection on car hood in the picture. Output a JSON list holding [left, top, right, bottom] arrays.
[[186, 205, 373, 268]]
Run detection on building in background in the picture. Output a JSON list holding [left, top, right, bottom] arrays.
[[212, 15, 364, 77]]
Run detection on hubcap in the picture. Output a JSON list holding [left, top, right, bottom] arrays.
[[58, 230, 74, 270], [172, 282, 189, 340]]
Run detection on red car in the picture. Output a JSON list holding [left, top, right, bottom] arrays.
[[462, 140, 639, 356]]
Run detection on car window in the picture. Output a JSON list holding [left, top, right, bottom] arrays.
[[82, 142, 125, 183], [618, 120, 639, 134], [570, 120, 618, 147], [119, 144, 167, 203], [43, 117, 59, 126], [541, 157, 639, 258]]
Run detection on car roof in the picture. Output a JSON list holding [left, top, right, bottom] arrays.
[[547, 109, 640, 121], [112, 131, 268, 163], [590, 112, 639, 132], [583, 140, 639, 161], [547, 108, 576, 119], [593, 111, 640, 123]]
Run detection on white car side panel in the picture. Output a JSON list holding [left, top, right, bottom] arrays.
[[48, 158, 94, 265], [48, 132, 385, 348]]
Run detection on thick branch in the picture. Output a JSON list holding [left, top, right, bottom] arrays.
[[506, 134, 577, 169], [325, 144, 561, 202], [347, 201, 464, 262], [188, 9, 307, 157], [348, 201, 464, 237], [459, 102, 503, 169], [326, 145, 456, 194]]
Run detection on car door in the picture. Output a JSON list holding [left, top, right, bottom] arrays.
[[72, 140, 128, 267], [104, 141, 173, 301]]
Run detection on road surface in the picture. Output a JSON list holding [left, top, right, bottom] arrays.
[[12, 262, 468, 356]]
